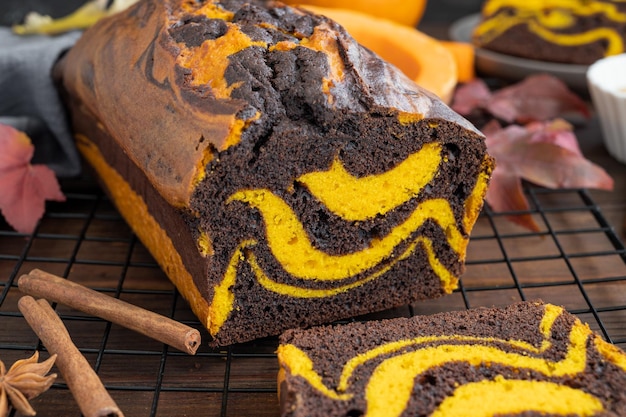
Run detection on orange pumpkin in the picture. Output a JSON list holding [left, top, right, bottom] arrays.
[[281, 0, 428, 27], [441, 41, 476, 83]]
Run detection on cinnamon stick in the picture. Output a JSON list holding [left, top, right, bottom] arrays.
[[18, 296, 124, 417], [18, 269, 201, 355]]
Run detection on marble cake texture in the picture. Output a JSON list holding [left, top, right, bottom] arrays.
[[55, 0, 493, 345]]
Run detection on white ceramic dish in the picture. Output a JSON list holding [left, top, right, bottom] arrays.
[[587, 54, 626, 164], [448, 14, 589, 93]]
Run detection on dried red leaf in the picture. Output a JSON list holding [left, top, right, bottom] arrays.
[[486, 169, 540, 232], [484, 120, 614, 231], [451, 78, 492, 115], [0, 124, 33, 174], [522, 119, 583, 156], [453, 75, 607, 231], [488, 74, 590, 124], [0, 123, 65, 233], [452, 75, 590, 124]]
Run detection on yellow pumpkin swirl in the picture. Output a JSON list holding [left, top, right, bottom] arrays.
[[278, 304, 626, 416], [474, 0, 626, 56], [206, 143, 490, 334]]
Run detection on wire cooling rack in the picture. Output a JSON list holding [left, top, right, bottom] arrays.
[[1, 179, 625, 416]]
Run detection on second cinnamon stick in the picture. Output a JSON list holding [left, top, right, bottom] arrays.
[[18, 296, 124, 417], [18, 269, 201, 355]]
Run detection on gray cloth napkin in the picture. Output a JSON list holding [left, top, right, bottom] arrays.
[[0, 27, 82, 177]]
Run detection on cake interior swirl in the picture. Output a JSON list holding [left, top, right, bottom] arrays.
[[278, 301, 626, 416], [473, 0, 626, 65], [55, 0, 494, 345]]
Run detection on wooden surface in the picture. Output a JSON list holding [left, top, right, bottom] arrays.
[[1, 19, 626, 417]]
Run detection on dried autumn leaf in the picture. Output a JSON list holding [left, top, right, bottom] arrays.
[[450, 77, 492, 116], [0, 351, 57, 417], [452, 74, 590, 124], [0, 123, 66, 234], [488, 74, 590, 123], [484, 119, 614, 231], [486, 167, 537, 231], [522, 118, 584, 155], [0, 124, 33, 173]]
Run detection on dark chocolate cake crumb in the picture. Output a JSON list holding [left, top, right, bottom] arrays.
[[55, 0, 494, 346]]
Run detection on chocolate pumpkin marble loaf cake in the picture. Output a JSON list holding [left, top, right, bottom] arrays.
[[278, 301, 626, 417], [473, 0, 626, 65], [54, 0, 494, 346]]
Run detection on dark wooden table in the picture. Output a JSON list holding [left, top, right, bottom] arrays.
[[1, 14, 626, 417]]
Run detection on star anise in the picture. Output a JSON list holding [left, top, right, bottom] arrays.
[[0, 352, 57, 417]]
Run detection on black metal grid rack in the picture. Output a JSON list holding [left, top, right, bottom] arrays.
[[1, 180, 626, 417]]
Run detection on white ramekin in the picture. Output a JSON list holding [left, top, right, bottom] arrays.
[[587, 53, 626, 164]]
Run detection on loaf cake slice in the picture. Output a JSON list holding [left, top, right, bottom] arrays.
[[55, 0, 494, 346], [473, 0, 626, 65], [278, 301, 626, 416]]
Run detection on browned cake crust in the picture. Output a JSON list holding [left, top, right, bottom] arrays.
[[55, 0, 493, 345]]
